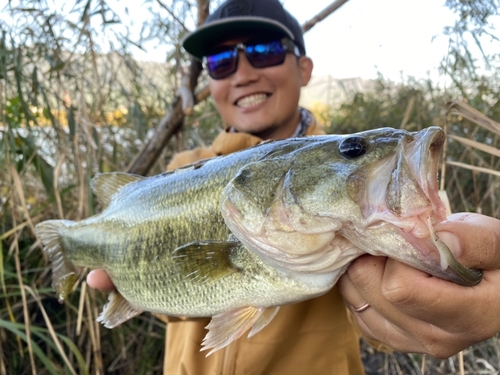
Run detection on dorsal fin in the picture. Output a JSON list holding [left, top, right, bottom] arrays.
[[91, 172, 144, 208]]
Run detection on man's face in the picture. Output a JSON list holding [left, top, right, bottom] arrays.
[[208, 38, 313, 140]]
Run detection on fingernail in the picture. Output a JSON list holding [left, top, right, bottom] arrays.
[[86, 270, 97, 286], [436, 230, 463, 258]]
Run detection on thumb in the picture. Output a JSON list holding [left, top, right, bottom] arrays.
[[87, 269, 115, 292], [435, 213, 500, 270]]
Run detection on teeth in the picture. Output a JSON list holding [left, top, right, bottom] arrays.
[[236, 94, 267, 108]]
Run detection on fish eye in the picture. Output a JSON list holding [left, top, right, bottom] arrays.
[[339, 136, 367, 159]]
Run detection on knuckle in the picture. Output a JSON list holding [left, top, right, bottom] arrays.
[[419, 327, 490, 359], [421, 332, 460, 359], [426, 346, 457, 359], [380, 277, 415, 306], [347, 255, 385, 284]]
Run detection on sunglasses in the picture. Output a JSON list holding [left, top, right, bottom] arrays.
[[204, 38, 301, 80]]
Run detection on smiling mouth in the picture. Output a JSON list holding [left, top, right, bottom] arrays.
[[236, 94, 269, 108]]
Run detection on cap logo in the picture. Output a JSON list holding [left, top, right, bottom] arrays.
[[221, 0, 251, 17]]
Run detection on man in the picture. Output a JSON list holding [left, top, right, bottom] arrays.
[[88, 0, 500, 374]]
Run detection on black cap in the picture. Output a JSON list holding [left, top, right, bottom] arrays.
[[182, 0, 305, 60]]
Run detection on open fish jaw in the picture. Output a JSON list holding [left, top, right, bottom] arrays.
[[222, 127, 482, 286], [357, 127, 482, 285]]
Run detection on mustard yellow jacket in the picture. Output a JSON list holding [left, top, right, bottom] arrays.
[[163, 120, 365, 375]]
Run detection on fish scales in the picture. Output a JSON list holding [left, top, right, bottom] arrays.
[[92, 141, 311, 314], [37, 138, 330, 309]]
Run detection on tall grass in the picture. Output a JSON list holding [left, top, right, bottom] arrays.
[[2, 1, 500, 374], [0, 4, 219, 373]]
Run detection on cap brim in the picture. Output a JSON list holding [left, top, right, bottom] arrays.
[[182, 17, 294, 60]]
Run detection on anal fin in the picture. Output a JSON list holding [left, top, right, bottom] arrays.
[[97, 290, 143, 328], [248, 306, 280, 337], [201, 305, 280, 356]]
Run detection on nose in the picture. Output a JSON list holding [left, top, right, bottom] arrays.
[[232, 51, 259, 85]]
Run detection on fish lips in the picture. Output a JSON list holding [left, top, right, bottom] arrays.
[[386, 127, 482, 286], [386, 126, 446, 221]]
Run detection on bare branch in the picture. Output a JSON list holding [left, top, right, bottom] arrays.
[[126, 0, 209, 175], [447, 100, 500, 136], [126, 96, 184, 174], [302, 0, 349, 32], [197, 0, 210, 27], [156, 0, 190, 33]]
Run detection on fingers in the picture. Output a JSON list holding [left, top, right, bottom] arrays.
[[87, 269, 115, 292], [338, 255, 387, 313], [338, 256, 441, 354], [435, 213, 500, 270], [338, 254, 500, 357], [348, 299, 466, 358], [380, 258, 500, 333]]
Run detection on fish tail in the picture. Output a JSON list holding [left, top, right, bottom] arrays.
[[35, 220, 79, 302]]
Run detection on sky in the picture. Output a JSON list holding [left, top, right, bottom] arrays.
[[1, 0, 489, 82], [283, 0, 457, 81], [128, 0, 460, 82]]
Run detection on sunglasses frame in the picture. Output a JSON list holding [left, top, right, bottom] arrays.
[[203, 38, 301, 80]]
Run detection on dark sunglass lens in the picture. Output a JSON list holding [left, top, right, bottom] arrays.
[[246, 41, 286, 68], [206, 50, 238, 79]]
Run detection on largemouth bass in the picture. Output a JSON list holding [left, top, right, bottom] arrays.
[[35, 126, 482, 354]]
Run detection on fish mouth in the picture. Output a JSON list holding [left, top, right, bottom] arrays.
[[221, 127, 482, 286], [386, 127, 446, 223], [384, 127, 482, 286]]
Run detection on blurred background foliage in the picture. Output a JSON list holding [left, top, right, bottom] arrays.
[[1, 0, 500, 374]]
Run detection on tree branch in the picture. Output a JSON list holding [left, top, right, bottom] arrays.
[[302, 0, 350, 32], [156, 0, 190, 33], [126, 0, 209, 175]]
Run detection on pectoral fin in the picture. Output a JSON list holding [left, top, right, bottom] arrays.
[[97, 290, 143, 328], [201, 306, 280, 356], [172, 241, 243, 283]]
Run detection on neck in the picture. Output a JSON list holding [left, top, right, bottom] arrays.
[[249, 108, 302, 141]]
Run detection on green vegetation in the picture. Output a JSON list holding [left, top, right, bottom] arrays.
[[1, 0, 500, 374]]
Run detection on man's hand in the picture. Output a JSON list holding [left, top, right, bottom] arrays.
[[87, 269, 115, 292], [338, 213, 500, 358]]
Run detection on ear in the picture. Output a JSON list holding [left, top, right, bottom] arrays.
[[298, 56, 313, 87]]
